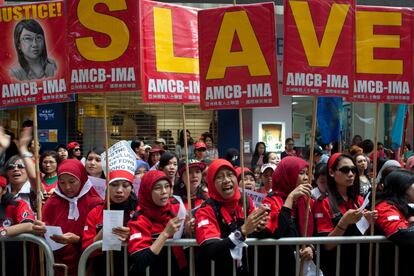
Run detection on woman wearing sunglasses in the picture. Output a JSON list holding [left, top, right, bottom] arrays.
[[4, 155, 37, 211], [313, 153, 377, 276]]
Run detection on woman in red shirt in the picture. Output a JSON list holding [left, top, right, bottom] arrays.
[[0, 176, 45, 275], [194, 159, 268, 276], [375, 169, 414, 276], [42, 159, 102, 276], [128, 170, 186, 275], [82, 170, 137, 275], [39, 151, 59, 198], [260, 156, 313, 276], [313, 153, 376, 276]]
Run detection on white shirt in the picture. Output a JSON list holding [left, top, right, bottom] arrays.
[[7, 181, 32, 209]]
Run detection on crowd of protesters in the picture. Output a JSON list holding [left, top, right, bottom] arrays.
[[1, 124, 414, 276]]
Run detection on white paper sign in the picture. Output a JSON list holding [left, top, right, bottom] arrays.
[[44, 226, 65, 251], [239, 188, 265, 207], [173, 195, 186, 240], [356, 216, 370, 234], [103, 210, 124, 251], [101, 140, 136, 177], [88, 176, 107, 200]]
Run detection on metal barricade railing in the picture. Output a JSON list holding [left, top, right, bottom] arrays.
[[78, 236, 394, 276], [2, 233, 55, 276]]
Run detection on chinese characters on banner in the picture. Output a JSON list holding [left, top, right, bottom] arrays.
[[140, 0, 200, 103], [283, 0, 355, 97], [68, 0, 140, 92], [199, 3, 279, 110], [351, 6, 414, 104], [0, 1, 70, 108]]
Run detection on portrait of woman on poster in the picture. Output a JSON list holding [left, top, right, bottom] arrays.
[[9, 19, 57, 81]]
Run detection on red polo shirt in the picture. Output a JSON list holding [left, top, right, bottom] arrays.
[[313, 195, 363, 234], [375, 201, 409, 237]]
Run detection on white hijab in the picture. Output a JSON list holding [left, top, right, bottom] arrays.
[[54, 179, 93, 221]]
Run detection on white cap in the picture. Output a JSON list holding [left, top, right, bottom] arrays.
[[261, 163, 276, 173]]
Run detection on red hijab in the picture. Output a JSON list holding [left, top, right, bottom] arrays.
[[57, 159, 88, 197], [272, 156, 312, 236], [206, 159, 240, 214], [138, 170, 174, 224]]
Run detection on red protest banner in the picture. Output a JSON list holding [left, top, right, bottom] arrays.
[[283, 0, 355, 97], [68, 0, 140, 93], [140, 0, 199, 103], [199, 3, 278, 110], [0, 1, 70, 108], [351, 6, 414, 104]]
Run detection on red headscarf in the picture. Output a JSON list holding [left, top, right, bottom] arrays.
[[206, 159, 240, 214], [57, 159, 88, 197], [272, 156, 312, 236], [138, 170, 173, 224]]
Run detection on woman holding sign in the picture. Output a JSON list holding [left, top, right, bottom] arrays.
[[259, 156, 314, 276], [128, 170, 187, 275], [10, 19, 57, 81], [83, 170, 137, 275], [313, 153, 377, 276], [42, 159, 102, 276]]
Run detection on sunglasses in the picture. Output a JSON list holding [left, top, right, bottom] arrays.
[[337, 166, 358, 174], [73, 148, 81, 151], [6, 163, 25, 170]]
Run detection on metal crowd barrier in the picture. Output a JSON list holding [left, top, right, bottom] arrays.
[[1, 233, 55, 276], [78, 236, 394, 276]]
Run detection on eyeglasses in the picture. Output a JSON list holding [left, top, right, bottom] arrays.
[[287, 143, 294, 146], [74, 148, 81, 152], [6, 163, 25, 170], [21, 35, 44, 45], [337, 166, 358, 174], [215, 172, 236, 182]]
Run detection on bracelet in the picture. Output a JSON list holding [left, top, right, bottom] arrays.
[[336, 224, 346, 231], [21, 151, 33, 158]]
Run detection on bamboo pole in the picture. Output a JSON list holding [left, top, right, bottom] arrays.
[[239, 109, 248, 221], [368, 102, 380, 276], [103, 93, 114, 276], [33, 105, 45, 276], [182, 104, 193, 224], [300, 96, 318, 276]]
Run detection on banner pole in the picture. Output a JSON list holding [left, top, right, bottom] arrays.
[[239, 109, 248, 221], [300, 96, 318, 276], [368, 102, 380, 276], [32, 105, 43, 219], [182, 104, 193, 226], [103, 93, 110, 211], [33, 105, 45, 276]]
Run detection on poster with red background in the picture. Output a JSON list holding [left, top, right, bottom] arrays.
[[140, 0, 200, 103], [199, 3, 278, 110], [0, 1, 70, 108], [283, 0, 355, 97], [351, 6, 414, 104], [68, 0, 140, 93]]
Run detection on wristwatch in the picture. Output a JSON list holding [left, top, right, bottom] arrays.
[[0, 227, 7, 239], [234, 230, 245, 241]]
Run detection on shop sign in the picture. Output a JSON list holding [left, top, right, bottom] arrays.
[[140, 0, 200, 103], [199, 3, 279, 110], [283, 0, 355, 97], [68, 0, 140, 93], [350, 6, 414, 104], [0, 1, 71, 108]]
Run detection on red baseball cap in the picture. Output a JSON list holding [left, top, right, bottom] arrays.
[[194, 141, 207, 151], [67, 141, 80, 151]]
